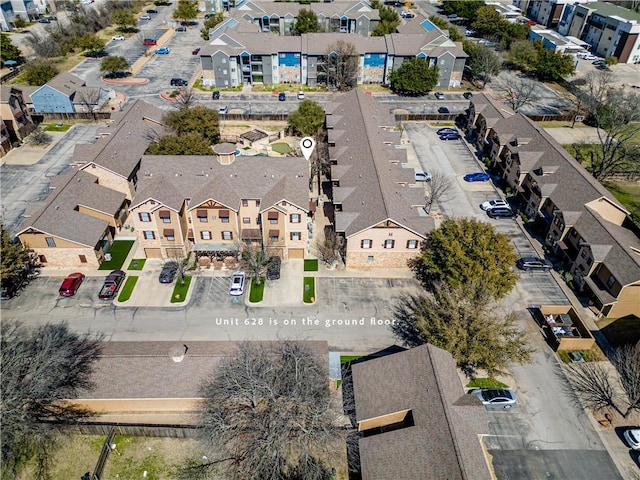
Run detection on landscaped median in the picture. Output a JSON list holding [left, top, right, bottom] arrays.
[[249, 277, 265, 303], [170, 276, 192, 304], [117, 276, 138, 302]]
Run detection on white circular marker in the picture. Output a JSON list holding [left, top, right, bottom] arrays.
[[300, 137, 316, 161]]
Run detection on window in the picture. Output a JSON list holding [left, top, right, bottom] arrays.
[[242, 200, 248, 207], [139, 212, 151, 222], [268, 212, 278, 224], [201, 231, 212, 240], [290, 232, 301, 240], [197, 210, 208, 222], [159, 210, 170, 223], [406, 239, 418, 249], [361, 239, 372, 249], [269, 229, 279, 242], [243, 217, 251, 224], [79, 255, 87, 263], [606, 275, 616, 288], [222, 231, 233, 240], [143, 231, 155, 240], [164, 229, 175, 241], [290, 213, 301, 223], [384, 239, 395, 249], [45, 237, 56, 247], [367, 255, 374, 263], [219, 210, 230, 223], [256, 200, 260, 207], [257, 216, 262, 224]]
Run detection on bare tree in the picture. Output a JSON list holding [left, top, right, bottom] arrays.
[[187, 341, 345, 480], [166, 249, 189, 285], [496, 76, 540, 112], [28, 127, 52, 146], [314, 230, 340, 267], [175, 87, 199, 109], [76, 87, 102, 119], [424, 171, 455, 213], [240, 245, 269, 285], [578, 70, 640, 180], [317, 40, 359, 91], [1, 321, 103, 479], [565, 342, 640, 418]]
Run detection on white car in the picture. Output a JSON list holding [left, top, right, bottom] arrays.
[[414, 171, 432, 182], [472, 389, 517, 408], [139, 14, 151, 20], [218, 105, 229, 115], [297, 91, 305, 100], [229, 272, 246, 296], [112, 35, 125, 41], [624, 428, 640, 450], [583, 54, 597, 61], [480, 199, 509, 211]]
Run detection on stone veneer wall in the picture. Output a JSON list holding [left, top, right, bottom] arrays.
[[346, 251, 415, 269]]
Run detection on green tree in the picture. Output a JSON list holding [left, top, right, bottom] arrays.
[[111, 7, 136, 31], [533, 42, 575, 81], [100, 55, 129, 76], [372, 4, 400, 36], [240, 247, 269, 285], [146, 133, 213, 155], [472, 5, 503, 36], [288, 100, 325, 137], [1, 321, 104, 479], [442, 0, 484, 19], [23, 61, 59, 86], [201, 12, 224, 40], [1, 226, 29, 290], [173, 0, 198, 23], [78, 32, 106, 57], [463, 40, 502, 88], [392, 284, 532, 376], [291, 8, 319, 35], [388, 58, 439, 96], [410, 218, 518, 300], [508, 39, 539, 71], [1, 34, 23, 64], [164, 105, 220, 144]]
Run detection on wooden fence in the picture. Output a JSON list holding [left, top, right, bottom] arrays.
[[62, 422, 201, 438], [31, 112, 112, 122]]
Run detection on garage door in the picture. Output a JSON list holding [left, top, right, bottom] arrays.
[[166, 248, 183, 259], [145, 248, 162, 258], [289, 248, 304, 259]]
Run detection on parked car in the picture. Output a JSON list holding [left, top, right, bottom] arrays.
[[192, 47, 201, 55], [155, 47, 170, 54], [438, 106, 450, 114], [147, 8, 158, 13], [487, 207, 515, 218], [623, 428, 640, 450], [218, 105, 228, 114], [212, 91, 220, 100], [439, 133, 461, 141], [480, 199, 509, 211], [297, 90, 305, 100], [463, 92, 473, 99], [38, 18, 51, 23], [446, 14, 458, 20], [436, 127, 457, 135], [434, 92, 445, 100], [159, 261, 178, 283], [139, 14, 151, 20], [465, 29, 476, 36], [59, 272, 85, 297], [463, 172, 490, 182], [592, 59, 606, 66], [229, 271, 246, 296], [414, 170, 432, 182], [516, 256, 553, 272], [112, 35, 125, 41], [143, 38, 157, 46], [98, 270, 126, 300], [472, 389, 517, 408], [278, 92, 286, 101], [176, 26, 187, 32], [170, 78, 188, 86], [267, 256, 281, 280], [400, 11, 415, 18]]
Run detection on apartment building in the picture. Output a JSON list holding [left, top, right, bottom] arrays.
[[465, 94, 640, 318], [514, 0, 595, 29], [0, 86, 35, 155]]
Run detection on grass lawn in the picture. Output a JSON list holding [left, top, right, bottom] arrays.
[[466, 378, 509, 389], [340, 355, 363, 364], [271, 142, 292, 154], [43, 123, 72, 132], [99, 241, 134, 270], [117, 276, 138, 302], [596, 316, 640, 348], [249, 277, 265, 302], [303, 277, 315, 303], [304, 259, 318, 272], [557, 344, 607, 363], [603, 182, 640, 224], [127, 258, 146, 270], [170, 276, 192, 303]]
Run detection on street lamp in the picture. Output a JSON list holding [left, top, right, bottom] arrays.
[[249, 103, 252, 115], [423, 104, 426, 114]]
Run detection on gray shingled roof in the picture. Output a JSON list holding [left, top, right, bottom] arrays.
[[16, 170, 125, 247], [352, 344, 490, 480], [44, 71, 85, 95], [234, 0, 380, 20], [327, 90, 434, 238], [131, 155, 309, 213], [80, 341, 328, 400]]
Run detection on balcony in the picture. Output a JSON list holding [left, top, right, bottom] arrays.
[[557, 239, 579, 263]]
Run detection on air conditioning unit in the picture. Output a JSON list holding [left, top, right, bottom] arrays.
[[104, 253, 112, 261]]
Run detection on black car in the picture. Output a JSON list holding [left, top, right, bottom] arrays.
[[212, 91, 220, 100], [487, 207, 515, 218], [159, 261, 179, 283], [147, 9, 158, 13], [438, 106, 450, 114], [463, 92, 473, 99], [278, 92, 286, 101], [170, 78, 188, 86], [516, 256, 552, 271], [437, 127, 457, 135], [176, 26, 187, 32], [267, 256, 281, 280], [439, 133, 461, 141]]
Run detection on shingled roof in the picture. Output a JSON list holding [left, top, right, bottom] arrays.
[[327, 90, 434, 238], [352, 344, 490, 480]]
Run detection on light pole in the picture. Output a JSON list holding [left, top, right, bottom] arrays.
[[423, 104, 426, 114]]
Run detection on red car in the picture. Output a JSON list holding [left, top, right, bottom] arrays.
[[59, 272, 85, 296], [192, 47, 201, 55], [143, 38, 157, 46]]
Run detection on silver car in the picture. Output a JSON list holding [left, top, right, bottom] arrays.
[[229, 272, 246, 296], [472, 389, 517, 408], [624, 428, 640, 450]]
